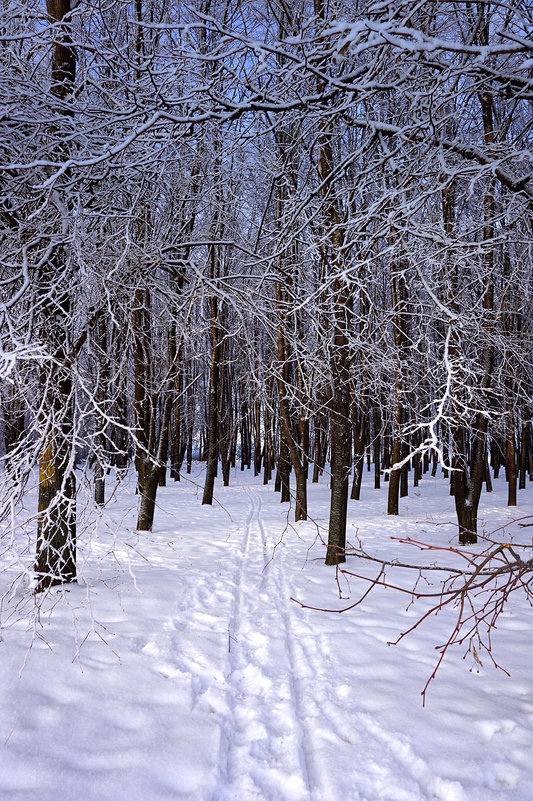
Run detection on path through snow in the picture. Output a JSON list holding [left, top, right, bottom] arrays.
[[0, 467, 532, 800]]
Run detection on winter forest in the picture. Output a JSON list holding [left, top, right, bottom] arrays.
[[1, 1, 533, 800]]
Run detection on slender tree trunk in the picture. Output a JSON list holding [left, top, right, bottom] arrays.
[[202, 331, 220, 504], [484, 455, 493, 493], [373, 402, 381, 489], [253, 399, 262, 476], [326, 356, 352, 565], [350, 404, 365, 502], [94, 314, 108, 506], [383, 416, 391, 482], [400, 439, 409, 498], [506, 414, 517, 507], [519, 419, 529, 490], [202, 248, 223, 504], [387, 406, 402, 515], [387, 259, 408, 515]]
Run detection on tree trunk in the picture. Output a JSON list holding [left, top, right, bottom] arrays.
[[202, 289, 222, 505], [519, 419, 529, 490], [36, 433, 76, 590], [325, 377, 352, 565], [94, 314, 108, 506], [506, 417, 517, 507], [387, 255, 408, 515], [373, 402, 381, 489], [35, 2, 77, 590], [137, 467, 159, 532], [452, 425, 477, 545], [253, 399, 262, 476]]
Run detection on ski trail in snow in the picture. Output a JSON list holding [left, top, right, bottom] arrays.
[[123, 482, 465, 801], [252, 490, 335, 801], [212, 486, 461, 801], [211, 491, 256, 800], [210, 487, 327, 801]]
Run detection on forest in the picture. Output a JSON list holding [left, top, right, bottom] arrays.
[[1, 0, 531, 587], [1, 2, 533, 799]]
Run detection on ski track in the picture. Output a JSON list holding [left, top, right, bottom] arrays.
[[126, 484, 468, 801], [251, 489, 325, 801], [209, 486, 461, 801], [209, 487, 319, 801]]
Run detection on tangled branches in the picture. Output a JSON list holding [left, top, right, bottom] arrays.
[[294, 516, 533, 703]]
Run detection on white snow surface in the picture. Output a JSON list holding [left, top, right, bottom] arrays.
[[1, 466, 532, 801]]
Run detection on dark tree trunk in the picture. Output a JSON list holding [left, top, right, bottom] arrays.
[[325, 380, 352, 565], [312, 401, 328, 483], [387, 429, 402, 515], [202, 286, 222, 505], [219, 371, 233, 488], [170, 356, 185, 482], [137, 467, 159, 532], [400, 440, 409, 499], [387, 256, 408, 515], [312, 424, 322, 484], [506, 418, 517, 507], [373, 402, 381, 489], [484, 456, 493, 493], [350, 449, 364, 501], [136, 395, 172, 532], [94, 461, 105, 506], [35, 2, 77, 590], [275, 316, 309, 520], [263, 401, 272, 485], [253, 400, 262, 476], [277, 435, 291, 503], [519, 419, 529, 490], [383, 419, 391, 482], [133, 288, 151, 486], [202, 361, 219, 504], [94, 315, 108, 506], [325, 279, 352, 565], [158, 392, 172, 487], [350, 388, 366, 501], [452, 425, 478, 545]]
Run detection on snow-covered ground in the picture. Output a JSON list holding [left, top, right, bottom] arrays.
[[0, 465, 532, 801]]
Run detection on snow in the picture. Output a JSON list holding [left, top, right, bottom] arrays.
[[0, 466, 532, 801]]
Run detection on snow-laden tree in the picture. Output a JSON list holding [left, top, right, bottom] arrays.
[[0, 0, 531, 603]]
